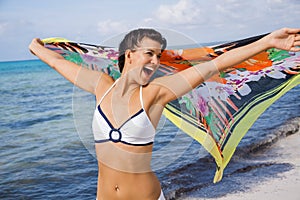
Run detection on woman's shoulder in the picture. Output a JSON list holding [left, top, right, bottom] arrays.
[[94, 74, 115, 96], [146, 77, 180, 105], [143, 79, 168, 105]]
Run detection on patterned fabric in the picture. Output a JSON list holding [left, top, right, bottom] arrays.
[[43, 34, 300, 182]]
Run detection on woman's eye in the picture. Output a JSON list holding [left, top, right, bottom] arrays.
[[146, 52, 153, 56]]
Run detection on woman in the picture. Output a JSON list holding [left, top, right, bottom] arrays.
[[29, 28, 300, 200]]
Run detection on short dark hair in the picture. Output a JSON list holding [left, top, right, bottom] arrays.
[[118, 28, 167, 73]]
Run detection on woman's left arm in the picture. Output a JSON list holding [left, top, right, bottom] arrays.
[[214, 28, 300, 72], [154, 28, 300, 105]]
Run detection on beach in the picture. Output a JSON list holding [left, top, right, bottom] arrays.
[[178, 130, 300, 200], [214, 130, 300, 200]]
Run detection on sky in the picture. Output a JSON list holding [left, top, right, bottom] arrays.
[[0, 0, 299, 61]]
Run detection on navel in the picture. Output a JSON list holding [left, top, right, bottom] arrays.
[[114, 185, 120, 192]]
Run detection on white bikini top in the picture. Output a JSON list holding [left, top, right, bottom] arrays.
[[92, 80, 156, 146]]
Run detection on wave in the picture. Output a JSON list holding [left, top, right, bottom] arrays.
[[3, 113, 72, 130]]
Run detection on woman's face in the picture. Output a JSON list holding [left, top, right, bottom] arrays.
[[126, 37, 162, 85]]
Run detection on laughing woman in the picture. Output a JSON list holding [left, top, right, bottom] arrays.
[[29, 27, 300, 200]]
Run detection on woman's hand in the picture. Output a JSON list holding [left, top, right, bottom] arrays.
[[29, 38, 44, 55], [267, 28, 300, 52]]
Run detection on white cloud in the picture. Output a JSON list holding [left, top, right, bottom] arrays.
[[143, 18, 153, 24], [266, 0, 283, 3], [119, 0, 299, 45], [97, 19, 129, 36], [147, 0, 299, 44], [215, 2, 241, 19], [155, 0, 203, 25]]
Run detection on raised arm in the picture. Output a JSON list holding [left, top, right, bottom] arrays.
[[29, 38, 107, 95], [214, 28, 300, 72], [154, 28, 300, 104]]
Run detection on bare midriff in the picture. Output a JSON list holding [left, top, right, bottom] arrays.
[[95, 142, 161, 200]]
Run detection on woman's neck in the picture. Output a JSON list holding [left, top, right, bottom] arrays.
[[115, 74, 140, 98]]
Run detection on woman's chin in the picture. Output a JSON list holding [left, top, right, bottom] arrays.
[[140, 76, 151, 85]]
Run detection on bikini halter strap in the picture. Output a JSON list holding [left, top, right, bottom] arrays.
[[99, 79, 119, 104]]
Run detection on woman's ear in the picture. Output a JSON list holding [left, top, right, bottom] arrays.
[[125, 49, 132, 64]]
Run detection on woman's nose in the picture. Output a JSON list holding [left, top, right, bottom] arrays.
[[151, 55, 159, 65]]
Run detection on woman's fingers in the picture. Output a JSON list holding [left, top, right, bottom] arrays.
[[286, 28, 300, 34]]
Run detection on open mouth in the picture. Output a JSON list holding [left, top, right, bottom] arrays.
[[143, 65, 155, 76]]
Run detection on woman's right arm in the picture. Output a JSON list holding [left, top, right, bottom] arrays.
[[29, 38, 108, 95]]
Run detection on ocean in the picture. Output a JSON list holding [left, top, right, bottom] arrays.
[[0, 60, 299, 200]]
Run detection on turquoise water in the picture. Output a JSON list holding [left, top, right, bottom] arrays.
[[0, 60, 299, 199], [1, 60, 97, 199]]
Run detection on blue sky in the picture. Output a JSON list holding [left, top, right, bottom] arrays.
[[0, 0, 299, 61]]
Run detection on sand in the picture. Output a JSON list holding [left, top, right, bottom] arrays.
[[183, 131, 300, 200]]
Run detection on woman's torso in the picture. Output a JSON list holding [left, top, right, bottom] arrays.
[[93, 78, 163, 199], [95, 143, 161, 200]]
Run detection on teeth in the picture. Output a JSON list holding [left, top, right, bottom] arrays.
[[144, 66, 154, 71]]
